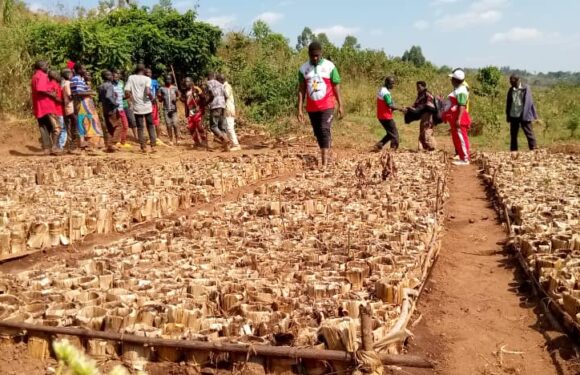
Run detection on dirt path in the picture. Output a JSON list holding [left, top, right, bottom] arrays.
[[408, 163, 579, 375]]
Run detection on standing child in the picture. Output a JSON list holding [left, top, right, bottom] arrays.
[[442, 69, 472, 166], [112, 69, 131, 148], [374, 76, 406, 151], [48, 70, 65, 153], [185, 78, 207, 148], [98, 70, 122, 152], [118, 71, 138, 141], [158, 74, 180, 145], [145, 68, 161, 128], [61, 69, 79, 153]]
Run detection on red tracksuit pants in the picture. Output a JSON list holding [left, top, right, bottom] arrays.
[[187, 112, 206, 144], [450, 123, 470, 161]]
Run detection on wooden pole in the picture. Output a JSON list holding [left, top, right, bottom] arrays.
[[435, 176, 441, 220], [503, 205, 513, 236], [360, 304, 374, 351], [0, 321, 433, 368], [170, 64, 178, 89]]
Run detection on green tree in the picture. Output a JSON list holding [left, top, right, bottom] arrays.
[[28, 7, 221, 81], [402, 45, 426, 67], [316, 32, 330, 46], [152, 0, 173, 13], [296, 26, 314, 50], [251, 20, 272, 41], [342, 35, 360, 50], [477, 66, 502, 97], [473, 66, 503, 135]]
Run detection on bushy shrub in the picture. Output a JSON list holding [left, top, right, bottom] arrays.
[[29, 7, 221, 82]]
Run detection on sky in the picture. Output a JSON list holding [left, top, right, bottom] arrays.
[[25, 0, 580, 73]]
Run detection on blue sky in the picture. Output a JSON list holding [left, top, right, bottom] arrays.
[[26, 0, 580, 72]]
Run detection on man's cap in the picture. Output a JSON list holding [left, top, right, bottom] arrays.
[[449, 69, 465, 81]]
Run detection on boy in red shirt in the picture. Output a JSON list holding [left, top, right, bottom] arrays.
[[185, 78, 207, 148], [31, 61, 58, 155], [49, 70, 66, 152]]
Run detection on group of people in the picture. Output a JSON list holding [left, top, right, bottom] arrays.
[[298, 41, 539, 167], [30, 61, 241, 155], [31, 43, 539, 163]]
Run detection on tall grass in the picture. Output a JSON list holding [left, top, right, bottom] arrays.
[[0, 1, 36, 117]]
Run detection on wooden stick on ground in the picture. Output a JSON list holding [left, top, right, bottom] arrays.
[[0, 321, 433, 368]]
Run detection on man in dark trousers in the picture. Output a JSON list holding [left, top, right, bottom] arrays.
[[98, 70, 121, 152], [374, 76, 407, 152], [506, 75, 538, 151], [297, 41, 344, 167]]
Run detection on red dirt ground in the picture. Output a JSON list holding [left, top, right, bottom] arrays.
[[407, 163, 580, 375]]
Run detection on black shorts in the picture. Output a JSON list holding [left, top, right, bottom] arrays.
[[308, 109, 334, 149]]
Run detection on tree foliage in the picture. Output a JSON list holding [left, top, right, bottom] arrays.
[[296, 27, 314, 50], [402, 45, 426, 67], [477, 66, 502, 97], [471, 66, 504, 135], [29, 6, 221, 81], [342, 35, 360, 50], [220, 27, 295, 123]]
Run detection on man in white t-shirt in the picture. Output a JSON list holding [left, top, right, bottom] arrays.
[[217, 73, 240, 151], [125, 64, 156, 153]]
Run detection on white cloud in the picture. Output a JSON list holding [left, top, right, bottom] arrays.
[[491, 27, 560, 44], [413, 20, 430, 30], [313, 25, 360, 42], [434, 0, 507, 30], [253, 12, 284, 25], [204, 15, 237, 29]]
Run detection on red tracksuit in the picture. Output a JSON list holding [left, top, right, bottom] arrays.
[[442, 85, 472, 161], [187, 89, 206, 145]]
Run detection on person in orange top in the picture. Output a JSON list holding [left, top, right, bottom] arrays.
[[31, 61, 58, 155]]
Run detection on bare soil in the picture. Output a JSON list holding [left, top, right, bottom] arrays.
[[407, 163, 580, 375]]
